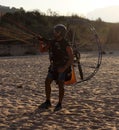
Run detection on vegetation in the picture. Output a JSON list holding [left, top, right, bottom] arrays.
[[0, 5, 119, 52]]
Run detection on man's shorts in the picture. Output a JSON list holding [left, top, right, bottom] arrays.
[[47, 65, 72, 81], [47, 71, 66, 81]]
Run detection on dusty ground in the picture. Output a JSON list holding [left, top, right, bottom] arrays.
[[0, 52, 119, 130]]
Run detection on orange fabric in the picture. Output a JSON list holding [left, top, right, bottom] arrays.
[[39, 41, 48, 53], [64, 65, 77, 85]]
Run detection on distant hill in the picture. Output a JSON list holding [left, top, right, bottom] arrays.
[[87, 6, 119, 23], [0, 5, 22, 15], [0, 5, 119, 55]]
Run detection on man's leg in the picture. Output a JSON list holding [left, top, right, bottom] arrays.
[[58, 80, 64, 104], [54, 80, 64, 111], [54, 72, 65, 111], [39, 76, 53, 109], [45, 77, 53, 101]]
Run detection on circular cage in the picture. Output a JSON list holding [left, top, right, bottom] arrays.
[[66, 19, 102, 84]]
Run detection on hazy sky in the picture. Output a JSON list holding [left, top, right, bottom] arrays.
[[0, 0, 119, 19]]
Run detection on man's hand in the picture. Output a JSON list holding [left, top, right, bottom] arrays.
[[57, 67, 66, 73], [58, 67, 65, 73], [37, 34, 43, 40]]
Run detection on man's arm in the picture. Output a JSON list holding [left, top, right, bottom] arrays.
[[64, 46, 74, 70], [38, 36, 51, 52]]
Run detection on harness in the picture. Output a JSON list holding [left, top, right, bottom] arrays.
[[48, 39, 72, 81], [49, 39, 70, 67]]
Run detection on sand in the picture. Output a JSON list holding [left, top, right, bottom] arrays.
[[0, 52, 119, 130]]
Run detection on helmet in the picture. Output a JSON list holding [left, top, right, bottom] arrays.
[[54, 24, 67, 36]]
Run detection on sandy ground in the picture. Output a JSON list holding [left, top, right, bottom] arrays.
[[0, 52, 119, 130]]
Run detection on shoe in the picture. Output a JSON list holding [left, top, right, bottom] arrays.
[[54, 103, 62, 111], [39, 100, 51, 109]]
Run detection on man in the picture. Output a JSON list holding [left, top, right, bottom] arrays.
[[39, 24, 74, 111]]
